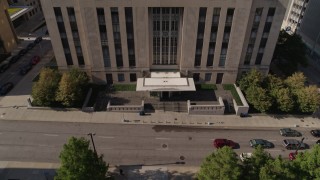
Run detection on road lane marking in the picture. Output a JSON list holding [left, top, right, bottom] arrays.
[[97, 136, 115, 139], [100, 147, 114, 150], [43, 134, 58, 137], [155, 148, 168, 151], [155, 137, 171, 140], [266, 149, 282, 152]]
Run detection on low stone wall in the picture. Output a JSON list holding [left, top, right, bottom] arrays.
[[107, 100, 144, 112], [233, 84, 249, 115], [187, 97, 225, 115]]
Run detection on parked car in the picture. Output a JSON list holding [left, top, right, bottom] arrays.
[[282, 139, 306, 150], [30, 55, 40, 65], [280, 128, 302, 137], [19, 63, 32, 75], [8, 55, 20, 64], [27, 42, 35, 50], [18, 48, 28, 56], [0, 82, 14, 95], [34, 36, 42, 44], [240, 152, 252, 162], [213, 139, 237, 149], [0, 61, 11, 73], [249, 139, 274, 148], [310, 129, 320, 137]]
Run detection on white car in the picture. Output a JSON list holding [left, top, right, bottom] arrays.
[[240, 153, 252, 162]]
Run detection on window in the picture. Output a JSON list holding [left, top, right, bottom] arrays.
[[205, 73, 212, 81], [118, 74, 125, 82], [130, 73, 137, 82], [193, 73, 200, 82]]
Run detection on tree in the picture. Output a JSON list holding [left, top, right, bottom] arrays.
[[238, 69, 263, 92], [295, 86, 320, 113], [273, 30, 308, 75], [293, 145, 320, 179], [55, 137, 108, 180], [242, 146, 272, 180], [245, 86, 272, 112], [259, 156, 297, 180], [31, 68, 61, 106], [284, 72, 306, 91], [197, 146, 242, 180], [56, 69, 89, 107], [273, 88, 295, 112]]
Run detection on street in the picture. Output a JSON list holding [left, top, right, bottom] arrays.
[[0, 120, 317, 166]]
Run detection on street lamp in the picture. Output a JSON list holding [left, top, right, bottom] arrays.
[[87, 133, 97, 155]]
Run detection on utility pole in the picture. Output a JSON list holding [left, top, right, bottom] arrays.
[[87, 133, 97, 155]]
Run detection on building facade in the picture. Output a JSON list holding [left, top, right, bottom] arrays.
[[0, 0, 18, 60], [41, 0, 287, 84], [297, 0, 320, 70], [281, 0, 309, 34]]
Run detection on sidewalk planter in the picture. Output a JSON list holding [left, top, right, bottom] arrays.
[[187, 97, 225, 115], [107, 100, 144, 112], [233, 84, 250, 116]]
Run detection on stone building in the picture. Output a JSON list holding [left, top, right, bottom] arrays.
[[41, 0, 288, 86]]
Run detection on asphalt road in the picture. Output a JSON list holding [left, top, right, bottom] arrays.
[[0, 120, 318, 166], [0, 39, 51, 86]]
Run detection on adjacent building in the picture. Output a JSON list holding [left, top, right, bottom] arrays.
[[41, 0, 287, 86], [0, 0, 18, 61], [297, 0, 320, 69], [282, 0, 309, 34]]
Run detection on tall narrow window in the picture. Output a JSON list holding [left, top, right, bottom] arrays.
[[194, 7, 207, 67], [125, 7, 136, 67], [111, 7, 123, 67], [54, 7, 73, 65], [255, 7, 275, 65], [218, 8, 234, 67], [152, 7, 181, 65], [207, 8, 220, 67], [244, 8, 263, 65], [67, 7, 84, 65], [97, 8, 111, 67]]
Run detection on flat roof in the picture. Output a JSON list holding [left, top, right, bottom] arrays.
[[10, 6, 33, 21], [151, 72, 181, 78], [136, 77, 196, 91]]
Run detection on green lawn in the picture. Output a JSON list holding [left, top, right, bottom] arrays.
[[113, 84, 136, 91], [196, 84, 217, 91], [223, 84, 243, 106], [7, 8, 23, 16]]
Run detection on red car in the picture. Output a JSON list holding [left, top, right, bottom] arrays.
[[289, 152, 303, 161], [213, 139, 237, 149], [31, 56, 40, 65]]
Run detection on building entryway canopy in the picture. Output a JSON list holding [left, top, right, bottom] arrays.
[[136, 72, 196, 92]]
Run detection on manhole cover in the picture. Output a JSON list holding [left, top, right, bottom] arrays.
[[162, 144, 168, 148], [188, 137, 192, 140]]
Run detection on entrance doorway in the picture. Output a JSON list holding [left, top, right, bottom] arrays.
[[216, 73, 223, 84], [161, 91, 169, 100], [106, 74, 113, 84]]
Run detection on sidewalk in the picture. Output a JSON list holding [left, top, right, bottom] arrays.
[[0, 161, 198, 180]]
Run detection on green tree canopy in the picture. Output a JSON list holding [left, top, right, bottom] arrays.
[[259, 156, 297, 180], [197, 146, 242, 180], [31, 68, 61, 106], [273, 88, 295, 112], [284, 72, 306, 91], [245, 86, 272, 113], [56, 69, 89, 107], [295, 86, 320, 113], [273, 30, 308, 75], [293, 145, 320, 179], [243, 146, 272, 180], [238, 69, 263, 92], [55, 137, 108, 180]]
